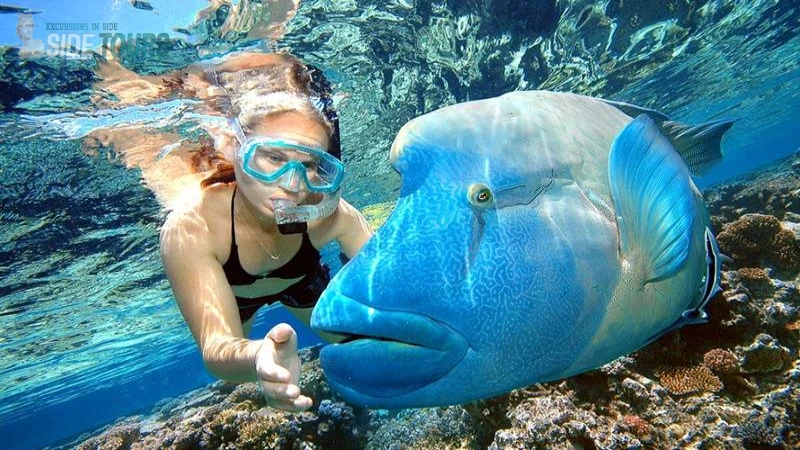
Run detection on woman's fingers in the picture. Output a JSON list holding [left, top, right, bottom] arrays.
[[267, 323, 297, 347], [266, 394, 314, 413], [256, 360, 291, 383], [259, 380, 301, 400], [257, 324, 312, 412], [258, 377, 313, 412], [265, 323, 301, 381]]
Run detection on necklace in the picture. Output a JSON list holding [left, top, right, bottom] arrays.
[[233, 191, 281, 261]]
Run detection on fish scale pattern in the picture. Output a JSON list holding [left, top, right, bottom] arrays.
[[367, 144, 588, 387]]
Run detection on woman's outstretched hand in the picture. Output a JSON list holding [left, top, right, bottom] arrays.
[[255, 323, 313, 412]]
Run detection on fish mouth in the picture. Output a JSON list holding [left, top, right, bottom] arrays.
[[311, 294, 469, 404]]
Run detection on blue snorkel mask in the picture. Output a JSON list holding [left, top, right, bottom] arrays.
[[239, 137, 344, 193], [232, 118, 344, 234]]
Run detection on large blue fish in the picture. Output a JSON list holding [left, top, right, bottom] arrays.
[[312, 91, 731, 408]]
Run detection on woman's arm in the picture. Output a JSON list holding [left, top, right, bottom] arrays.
[[159, 209, 262, 382], [161, 206, 314, 411]]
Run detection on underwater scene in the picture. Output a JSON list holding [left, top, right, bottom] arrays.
[[1, 0, 799, 449]]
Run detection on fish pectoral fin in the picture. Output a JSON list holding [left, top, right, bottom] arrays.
[[641, 227, 723, 345], [608, 114, 697, 284]]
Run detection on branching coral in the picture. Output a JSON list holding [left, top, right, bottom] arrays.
[[736, 267, 769, 281], [76, 425, 140, 450], [235, 412, 288, 450], [655, 365, 723, 395]]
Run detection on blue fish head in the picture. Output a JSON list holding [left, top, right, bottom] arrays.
[[312, 100, 588, 408]]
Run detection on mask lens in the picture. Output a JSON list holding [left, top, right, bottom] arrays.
[[250, 147, 290, 172], [241, 139, 343, 192]]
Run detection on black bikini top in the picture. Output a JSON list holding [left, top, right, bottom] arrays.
[[222, 187, 322, 286]]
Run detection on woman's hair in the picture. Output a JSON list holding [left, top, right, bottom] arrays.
[[200, 52, 340, 188]]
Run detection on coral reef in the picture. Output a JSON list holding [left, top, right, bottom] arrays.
[[620, 414, 651, 439], [366, 407, 481, 450], [715, 214, 800, 275], [738, 333, 792, 374], [74, 348, 374, 450], [73, 154, 800, 450], [705, 152, 800, 225], [735, 267, 776, 298]]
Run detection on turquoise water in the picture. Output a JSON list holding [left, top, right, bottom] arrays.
[[0, 1, 798, 449]]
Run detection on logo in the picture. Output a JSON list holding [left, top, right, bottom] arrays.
[[11, 12, 172, 60], [16, 13, 44, 58]]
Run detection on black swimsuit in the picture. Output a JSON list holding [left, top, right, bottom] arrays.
[[222, 188, 331, 322]]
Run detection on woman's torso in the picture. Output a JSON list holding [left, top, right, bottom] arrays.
[[200, 184, 336, 321]]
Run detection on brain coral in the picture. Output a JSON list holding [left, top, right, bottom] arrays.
[[703, 349, 740, 374]]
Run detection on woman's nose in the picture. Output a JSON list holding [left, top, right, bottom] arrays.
[[277, 168, 303, 192]]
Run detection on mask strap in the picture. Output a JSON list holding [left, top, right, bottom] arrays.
[[229, 117, 248, 146]]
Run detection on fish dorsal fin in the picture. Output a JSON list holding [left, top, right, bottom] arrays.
[[601, 99, 734, 176], [608, 115, 695, 283], [659, 119, 734, 176], [600, 99, 672, 122]]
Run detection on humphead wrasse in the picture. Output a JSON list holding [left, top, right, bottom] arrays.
[[312, 91, 732, 408]]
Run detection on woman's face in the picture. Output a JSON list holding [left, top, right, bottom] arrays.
[[234, 111, 331, 219]]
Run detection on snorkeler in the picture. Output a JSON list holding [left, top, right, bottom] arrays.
[[159, 52, 373, 412]]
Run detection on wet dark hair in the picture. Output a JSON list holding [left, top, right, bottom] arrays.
[[306, 64, 341, 160]]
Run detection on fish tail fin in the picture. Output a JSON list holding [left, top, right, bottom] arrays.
[[659, 118, 735, 176], [608, 114, 698, 283]]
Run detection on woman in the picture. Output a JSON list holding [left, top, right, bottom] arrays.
[[159, 52, 373, 412]]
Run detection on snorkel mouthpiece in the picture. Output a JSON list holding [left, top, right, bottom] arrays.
[[272, 191, 341, 235], [278, 221, 308, 234], [273, 198, 308, 234]]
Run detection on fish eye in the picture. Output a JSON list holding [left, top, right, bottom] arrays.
[[467, 183, 494, 208]]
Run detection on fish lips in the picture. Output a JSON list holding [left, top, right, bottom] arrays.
[[311, 294, 469, 405]]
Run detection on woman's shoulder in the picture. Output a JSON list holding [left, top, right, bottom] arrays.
[[331, 198, 367, 223], [217, 52, 294, 73], [308, 198, 367, 241], [307, 197, 373, 258], [161, 183, 234, 253], [200, 182, 236, 215]]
